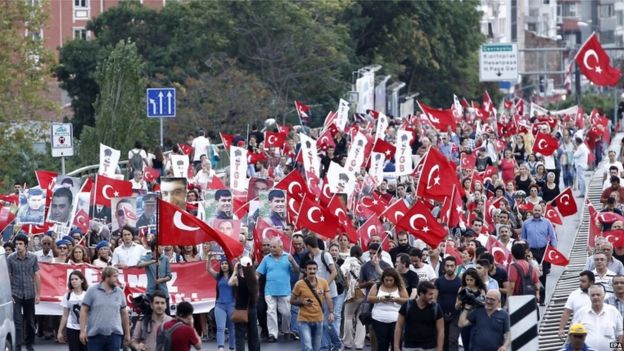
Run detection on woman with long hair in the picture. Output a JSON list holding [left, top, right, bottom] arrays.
[[153, 146, 165, 176], [367, 268, 409, 351], [57, 270, 88, 351], [455, 268, 487, 351], [67, 245, 90, 264], [208, 258, 236, 351], [341, 245, 366, 350], [229, 257, 260, 351]]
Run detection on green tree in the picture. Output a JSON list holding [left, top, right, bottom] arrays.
[[79, 40, 157, 166], [0, 0, 56, 121]]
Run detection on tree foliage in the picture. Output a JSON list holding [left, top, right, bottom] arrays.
[[79, 40, 157, 166], [0, 0, 56, 121]]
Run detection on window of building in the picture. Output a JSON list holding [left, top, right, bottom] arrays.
[[74, 0, 88, 8], [561, 3, 576, 17], [598, 4, 614, 18], [73, 28, 88, 40], [617, 10, 623, 26], [31, 30, 42, 41]]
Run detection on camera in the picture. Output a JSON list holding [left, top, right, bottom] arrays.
[[132, 294, 152, 316], [458, 288, 484, 308]]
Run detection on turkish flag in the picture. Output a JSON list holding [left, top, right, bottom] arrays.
[[295, 100, 311, 123], [543, 244, 570, 265], [444, 241, 463, 263], [416, 147, 457, 200], [275, 170, 310, 201], [602, 229, 624, 249], [124, 284, 135, 310], [22, 222, 54, 234], [553, 187, 577, 217], [597, 211, 624, 224], [0, 205, 17, 232], [575, 106, 585, 129], [397, 201, 448, 248], [219, 132, 235, 151], [80, 177, 94, 194], [208, 175, 226, 190], [72, 209, 90, 233], [417, 101, 457, 132], [316, 129, 336, 151], [177, 143, 192, 156], [482, 90, 496, 118], [544, 204, 563, 225], [265, 132, 287, 149], [318, 180, 333, 207], [255, 219, 291, 254], [94, 175, 133, 206], [356, 195, 386, 217], [371, 139, 396, 161], [575, 32, 621, 87], [380, 199, 409, 226], [485, 235, 511, 265], [143, 167, 161, 183], [357, 215, 386, 250], [296, 194, 340, 239], [441, 185, 465, 228], [0, 194, 18, 205], [35, 170, 58, 193], [158, 199, 243, 259], [327, 195, 357, 243], [532, 132, 559, 156]]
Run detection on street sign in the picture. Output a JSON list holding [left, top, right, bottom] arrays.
[[51, 123, 74, 157], [479, 43, 518, 82], [146, 88, 176, 118]]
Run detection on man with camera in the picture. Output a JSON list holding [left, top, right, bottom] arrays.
[[131, 291, 172, 351], [291, 260, 334, 351], [458, 289, 511, 351]]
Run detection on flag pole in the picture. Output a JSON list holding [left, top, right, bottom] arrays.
[[539, 242, 549, 265], [155, 197, 160, 290]]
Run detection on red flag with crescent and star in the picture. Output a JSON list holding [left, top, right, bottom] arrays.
[[357, 215, 386, 250], [219, 132, 235, 151], [254, 219, 291, 255], [158, 199, 243, 259], [35, 170, 58, 192], [72, 209, 90, 233], [543, 244, 570, 266], [552, 187, 577, 217], [371, 139, 396, 161], [397, 201, 448, 248], [264, 132, 287, 149], [295, 194, 340, 239], [544, 204, 563, 226], [601, 229, 624, 249], [532, 132, 559, 156], [94, 175, 133, 207], [316, 129, 336, 151], [275, 169, 310, 201], [327, 195, 357, 243], [417, 101, 457, 132], [143, 167, 161, 183], [295, 100, 311, 124], [380, 199, 409, 226], [177, 143, 193, 156], [415, 147, 457, 201], [460, 153, 476, 170], [575, 32, 621, 87]]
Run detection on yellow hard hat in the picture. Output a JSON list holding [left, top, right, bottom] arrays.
[[569, 323, 587, 335]]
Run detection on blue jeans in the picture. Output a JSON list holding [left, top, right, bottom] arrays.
[[291, 304, 300, 335], [216, 302, 236, 349], [235, 308, 260, 351], [299, 321, 323, 351], [87, 334, 122, 351], [321, 296, 342, 350], [333, 292, 345, 332]]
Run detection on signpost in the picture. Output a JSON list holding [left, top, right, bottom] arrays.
[[479, 43, 518, 82], [51, 123, 74, 174], [146, 88, 176, 146]]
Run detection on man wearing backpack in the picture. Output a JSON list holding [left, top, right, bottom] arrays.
[[520, 204, 557, 305], [507, 243, 540, 304], [158, 301, 201, 351], [131, 291, 172, 351], [393, 280, 444, 351], [128, 141, 147, 178]]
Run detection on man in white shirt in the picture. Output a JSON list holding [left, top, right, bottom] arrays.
[[603, 166, 624, 190], [128, 141, 148, 173], [112, 227, 146, 268], [558, 270, 594, 339], [573, 136, 589, 197], [592, 252, 616, 294], [191, 130, 211, 167], [604, 150, 624, 181], [572, 285, 623, 351], [360, 234, 392, 265], [409, 247, 437, 281], [34, 235, 54, 263], [585, 242, 624, 275]]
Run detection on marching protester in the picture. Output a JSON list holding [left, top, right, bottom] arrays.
[[58, 271, 88, 351], [130, 291, 172, 351]]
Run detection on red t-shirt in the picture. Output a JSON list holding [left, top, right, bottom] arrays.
[[162, 320, 200, 351], [507, 260, 539, 295]]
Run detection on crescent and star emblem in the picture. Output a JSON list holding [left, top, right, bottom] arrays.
[[173, 211, 199, 231], [102, 185, 117, 200], [409, 214, 429, 232], [560, 193, 570, 206], [547, 249, 558, 261], [426, 165, 441, 189], [288, 182, 302, 195], [537, 139, 548, 151], [367, 225, 377, 237], [394, 211, 404, 224], [268, 135, 277, 145], [307, 207, 323, 224], [583, 49, 602, 73]]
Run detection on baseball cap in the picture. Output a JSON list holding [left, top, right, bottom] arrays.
[[569, 323, 587, 335], [240, 256, 252, 267]]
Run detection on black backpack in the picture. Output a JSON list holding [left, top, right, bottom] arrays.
[[129, 150, 144, 176], [511, 262, 537, 296], [320, 251, 345, 294], [156, 321, 184, 351]]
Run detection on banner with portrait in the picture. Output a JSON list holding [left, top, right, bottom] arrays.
[[46, 176, 81, 226], [111, 197, 137, 235], [98, 143, 120, 177], [16, 187, 47, 225]]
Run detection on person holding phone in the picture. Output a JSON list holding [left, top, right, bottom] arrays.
[[367, 268, 409, 351]]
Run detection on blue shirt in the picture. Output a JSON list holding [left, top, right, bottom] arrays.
[[521, 217, 557, 249], [468, 307, 510, 351], [142, 252, 172, 296], [257, 254, 294, 296], [216, 275, 234, 304]]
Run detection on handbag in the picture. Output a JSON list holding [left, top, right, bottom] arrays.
[[303, 279, 324, 307], [350, 271, 365, 300], [232, 309, 248, 324], [358, 282, 379, 325]]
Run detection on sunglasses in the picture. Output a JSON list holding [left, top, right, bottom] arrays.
[[58, 247, 68, 250]]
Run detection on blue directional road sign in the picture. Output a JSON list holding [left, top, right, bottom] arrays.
[[146, 88, 176, 118]]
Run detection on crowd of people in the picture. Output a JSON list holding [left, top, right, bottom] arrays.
[[4, 100, 623, 351]]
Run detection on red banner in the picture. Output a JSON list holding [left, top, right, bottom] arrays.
[[36, 261, 216, 315]]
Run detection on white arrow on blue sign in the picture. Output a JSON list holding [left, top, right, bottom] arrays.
[[146, 88, 176, 118]]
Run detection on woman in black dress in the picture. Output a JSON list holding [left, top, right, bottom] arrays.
[[229, 257, 260, 351], [515, 163, 533, 194], [541, 172, 560, 203]]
